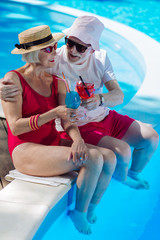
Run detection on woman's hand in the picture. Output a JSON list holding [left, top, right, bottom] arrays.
[[81, 94, 100, 111], [55, 105, 77, 122], [0, 78, 20, 102], [68, 138, 89, 166]]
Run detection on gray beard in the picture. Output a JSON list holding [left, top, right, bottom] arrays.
[[66, 48, 92, 66]]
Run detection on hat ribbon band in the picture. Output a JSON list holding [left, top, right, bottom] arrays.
[[15, 34, 53, 50]]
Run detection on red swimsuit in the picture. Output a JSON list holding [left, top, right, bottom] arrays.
[[7, 70, 61, 158]]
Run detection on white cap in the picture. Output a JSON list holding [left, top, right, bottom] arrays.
[[63, 16, 104, 51]]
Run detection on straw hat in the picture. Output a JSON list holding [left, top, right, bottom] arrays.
[[12, 25, 64, 54], [63, 16, 104, 51]]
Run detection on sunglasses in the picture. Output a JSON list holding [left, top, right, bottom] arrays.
[[65, 37, 88, 53], [42, 42, 58, 53]]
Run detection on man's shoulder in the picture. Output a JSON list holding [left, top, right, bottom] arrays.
[[94, 49, 107, 66], [94, 49, 107, 60]]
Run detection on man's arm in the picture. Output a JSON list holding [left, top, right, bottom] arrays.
[[102, 79, 124, 107], [81, 79, 124, 110]]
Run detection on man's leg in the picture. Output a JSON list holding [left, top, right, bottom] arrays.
[[122, 120, 159, 188], [97, 134, 155, 189], [98, 136, 131, 181]]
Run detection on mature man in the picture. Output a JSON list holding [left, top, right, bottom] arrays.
[[0, 16, 159, 190]]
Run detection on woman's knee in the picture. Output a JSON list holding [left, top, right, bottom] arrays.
[[103, 149, 117, 173], [87, 148, 103, 172]]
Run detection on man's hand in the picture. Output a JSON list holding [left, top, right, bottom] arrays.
[[81, 94, 100, 111], [0, 78, 20, 102]]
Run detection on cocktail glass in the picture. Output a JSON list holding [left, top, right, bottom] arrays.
[[65, 91, 81, 109], [76, 81, 95, 100], [75, 81, 95, 120]]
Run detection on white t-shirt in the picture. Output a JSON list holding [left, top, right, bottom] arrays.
[[49, 45, 116, 127]]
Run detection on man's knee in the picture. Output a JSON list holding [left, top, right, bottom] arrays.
[[116, 142, 131, 165], [140, 128, 159, 151], [147, 128, 159, 150]]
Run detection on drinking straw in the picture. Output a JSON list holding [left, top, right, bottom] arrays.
[[62, 72, 70, 92], [56, 74, 70, 92], [79, 76, 90, 97]]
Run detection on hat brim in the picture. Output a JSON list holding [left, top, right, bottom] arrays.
[[11, 32, 64, 54], [62, 28, 99, 51]]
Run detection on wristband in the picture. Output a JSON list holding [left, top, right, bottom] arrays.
[[99, 94, 104, 106], [29, 114, 40, 131]]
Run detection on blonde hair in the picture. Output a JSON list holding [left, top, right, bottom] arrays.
[[22, 50, 40, 63]]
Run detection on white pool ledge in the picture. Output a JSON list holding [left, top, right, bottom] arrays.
[[0, 176, 76, 240]]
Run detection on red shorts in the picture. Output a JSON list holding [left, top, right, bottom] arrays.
[[60, 110, 135, 145]]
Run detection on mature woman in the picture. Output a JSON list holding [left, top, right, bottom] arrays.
[[1, 25, 116, 235]]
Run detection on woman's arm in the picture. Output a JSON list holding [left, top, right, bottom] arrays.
[[1, 72, 72, 136], [57, 79, 81, 140], [57, 79, 88, 164]]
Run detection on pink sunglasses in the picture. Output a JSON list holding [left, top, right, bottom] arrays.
[[42, 42, 58, 53]]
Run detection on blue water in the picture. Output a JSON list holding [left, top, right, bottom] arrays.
[[48, 0, 160, 42], [0, 0, 160, 239]]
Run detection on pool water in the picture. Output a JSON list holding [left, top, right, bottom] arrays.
[[48, 0, 160, 42], [0, 0, 160, 239]]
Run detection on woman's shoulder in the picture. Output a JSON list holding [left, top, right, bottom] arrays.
[[5, 70, 20, 82], [4, 67, 25, 88]]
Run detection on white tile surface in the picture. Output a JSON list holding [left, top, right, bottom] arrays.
[[0, 201, 48, 240], [0, 176, 76, 240], [0, 179, 73, 209]]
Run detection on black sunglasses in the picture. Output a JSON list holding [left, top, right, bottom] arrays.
[[65, 37, 88, 53]]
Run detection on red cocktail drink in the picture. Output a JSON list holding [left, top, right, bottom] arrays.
[[76, 81, 95, 100]]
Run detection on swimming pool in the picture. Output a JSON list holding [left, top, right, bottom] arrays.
[[46, 0, 160, 42], [0, 0, 160, 239]]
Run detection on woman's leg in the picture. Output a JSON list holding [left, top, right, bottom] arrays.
[[85, 145, 116, 223], [69, 147, 104, 234], [60, 140, 117, 225], [12, 142, 104, 234], [12, 142, 78, 176]]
